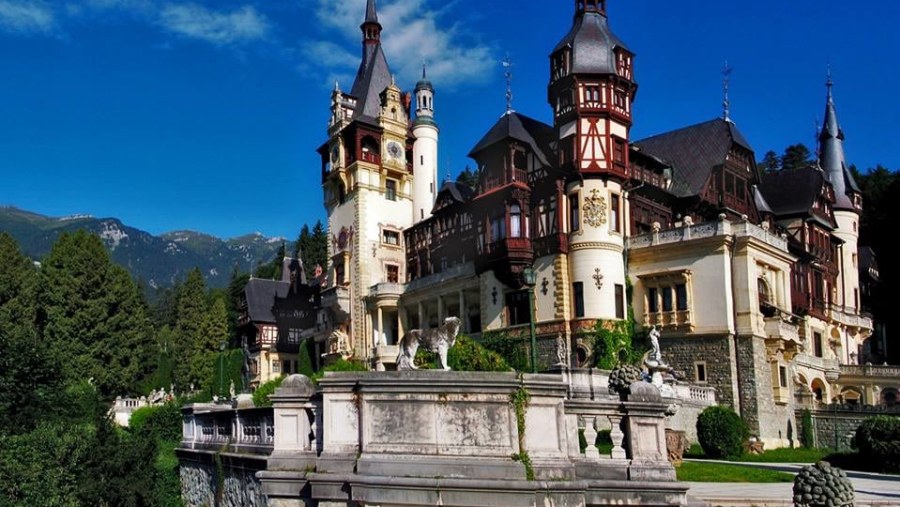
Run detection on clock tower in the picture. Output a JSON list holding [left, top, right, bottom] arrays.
[[317, 0, 416, 364], [549, 0, 636, 322]]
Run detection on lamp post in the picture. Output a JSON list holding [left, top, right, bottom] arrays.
[[523, 267, 538, 374]]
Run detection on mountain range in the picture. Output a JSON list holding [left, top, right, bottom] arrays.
[[0, 206, 288, 289]]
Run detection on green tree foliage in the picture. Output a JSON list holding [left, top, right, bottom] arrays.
[[854, 415, 900, 472], [211, 348, 245, 397], [252, 375, 286, 407], [0, 234, 61, 434], [38, 230, 154, 397], [456, 166, 478, 189], [480, 331, 530, 372], [226, 266, 250, 332], [780, 143, 814, 171], [190, 295, 230, 393], [757, 150, 780, 174], [696, 405, 749, 459], [172, 268, 208, 389], [800, 409, 815, 449], [296, 221, 328, 277]]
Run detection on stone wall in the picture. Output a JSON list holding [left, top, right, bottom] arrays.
[[803, 408, 882, 452], [178, 452, 268, 507], [661, 334, 736, 408]]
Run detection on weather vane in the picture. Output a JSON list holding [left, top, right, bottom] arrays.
[[722, 61, 733, 122], [502, 54, 514, 114]]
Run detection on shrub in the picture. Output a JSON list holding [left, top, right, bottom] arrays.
[[480, 331, 530, 372], [129, 402, 182, 443], [417, 335, 511, 372], [297, 338, 317, 377], [696, 405, 748, 459], [854, 415, 900, 472], [799, 409, 815, 449], [252, 375, 286, 407]]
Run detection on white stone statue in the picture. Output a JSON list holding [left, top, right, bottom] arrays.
[[648, 325, 662, 364], [229, 380, 236, 399], [396, 316, 462, 371], [555, 333, 569, 366]]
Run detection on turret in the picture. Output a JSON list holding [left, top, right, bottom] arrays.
[[412, 65, 439, 222]]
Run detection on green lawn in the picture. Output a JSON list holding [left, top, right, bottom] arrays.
[[737, 447, 831, 463], [676, 461, 795, 483]]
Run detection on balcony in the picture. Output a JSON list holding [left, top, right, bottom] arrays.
[[794, 353, 841, 381], [840, 364, 900, 383], [321, 285, 351, 320], [643, 310, 693, 331], [827, 304, 874, 332], [368, 283, 404, 299], [764, 316, 800, 344]]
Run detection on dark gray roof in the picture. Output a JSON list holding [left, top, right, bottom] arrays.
[[819, 84, 860, 211], [759, 166, 828, 217], [244, 279, 289, 324], [634, 118, 754, 198], [752, 185, 774, 215], [468, 112, 555, 167], [365, 0, 378, 23], [349, 43, 392, 122], [552, 9, 629, 75], [438, 181, 474, 203]]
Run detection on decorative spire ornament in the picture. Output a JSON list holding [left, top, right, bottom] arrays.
[[722, 61, 733, 123], [501, 54, 514, 114]]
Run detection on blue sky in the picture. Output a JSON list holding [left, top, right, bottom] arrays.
[[1, 0, 898, 240]]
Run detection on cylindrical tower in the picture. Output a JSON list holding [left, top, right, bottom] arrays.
[[412, 67, 439, 223]]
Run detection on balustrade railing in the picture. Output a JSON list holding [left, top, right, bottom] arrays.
[[182, 405, 275, 452]]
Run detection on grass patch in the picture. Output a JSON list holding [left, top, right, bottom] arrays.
[[737, 447, 832, 463], [676, 461, 794, 483]]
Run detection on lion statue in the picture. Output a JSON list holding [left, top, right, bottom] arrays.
[[396, 316, 462, 371]]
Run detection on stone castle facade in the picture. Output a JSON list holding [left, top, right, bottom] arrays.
[[299, 0, 883, 448]]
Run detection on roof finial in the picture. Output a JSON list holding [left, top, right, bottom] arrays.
[[722, 60, 733, 123], [501, 54, 514, 114], [826, 62, 834, 102], [365, 0, 378, 23], [422, 61, 427, 80]]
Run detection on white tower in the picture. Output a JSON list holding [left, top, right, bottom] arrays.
[[412, 66, 439, 223]]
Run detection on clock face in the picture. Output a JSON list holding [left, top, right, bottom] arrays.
[[387, 141, 403, 160]]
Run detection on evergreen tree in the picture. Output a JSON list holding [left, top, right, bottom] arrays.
[[780, 143, 814, 171], [191, 295, 230, 392], [757, 150, 780, 174], [38, 231, 154, 397], [172, 268, 208, 389], [254, 242, 286, 280], [306, 220, 328, 277], [0, 234, 59, 434], [295, 224, 311, 260], [456, 165, 478, 189], [225, 265, 250, 336]]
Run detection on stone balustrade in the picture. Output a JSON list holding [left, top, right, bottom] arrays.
[[178, 371, 690, 507], [827, 304, 874, 331]]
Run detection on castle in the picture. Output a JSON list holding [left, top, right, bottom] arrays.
[[243, 0, 883, 448]]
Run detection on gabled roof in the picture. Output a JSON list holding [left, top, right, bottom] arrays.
[[468, 112, 555, 166], [759, 166, 831, 220], [244, 279, 290, 324], [553, 9, 629, 75], [634, 118, 754, 198], [752, 185, 774, 215]]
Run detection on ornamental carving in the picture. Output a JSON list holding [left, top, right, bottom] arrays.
[[583, 189, 607, 228]]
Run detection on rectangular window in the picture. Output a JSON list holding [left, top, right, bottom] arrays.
[[695, 362, 707, 383], [573, 282, 585, 318], [648, 287, 659, 313], [385, 179, 397, 201], [272, 360, 281, 373], [725, 172, 735, 194], [675, 283, 688, 311], [288, 328, 302, 344], [282, 360, 293, 374], [813, 332, 823, 358], [506, 291, 531, 326], [382, 229, 400, 246], [610, 193, 620, 232], [662, 287, 673, 312], [569, 193, 580, 232], [613, 138, 626, 165], [335, 261, 345, 285], [386, 264, 399, 283], [779, 365, 788, 388], [615, 284, 625, 319]]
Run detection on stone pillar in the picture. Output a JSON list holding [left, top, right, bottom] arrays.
[[623, 382, 676, 481], [377, 307, 384, 347], [268, 375, 318, 471], [437, 295, 444, 323]]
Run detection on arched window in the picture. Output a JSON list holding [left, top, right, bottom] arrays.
[[758, 277, 776, 317], [510, 203, 522, 238]]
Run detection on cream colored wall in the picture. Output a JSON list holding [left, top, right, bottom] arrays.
[[533, 255, 556, 322], [731, 241, 794, 337], [479, 271, 505, 331], [630, 242, 733, 335], [412, 124, 438, 223], [567, 179, 626, 321], [833, 210, 860, 312]]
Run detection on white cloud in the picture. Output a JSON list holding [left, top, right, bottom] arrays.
[[0, 0, 56, 34], [158, 3, 270, 46], [310, 0, 493, 90]]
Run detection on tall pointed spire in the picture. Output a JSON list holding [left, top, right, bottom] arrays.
[[361, 0, 382, 46], [365, 0, 378, 23], [818, 67, 860, 211], [501, 55, 514, 114], [350, 0, 391, 120]]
